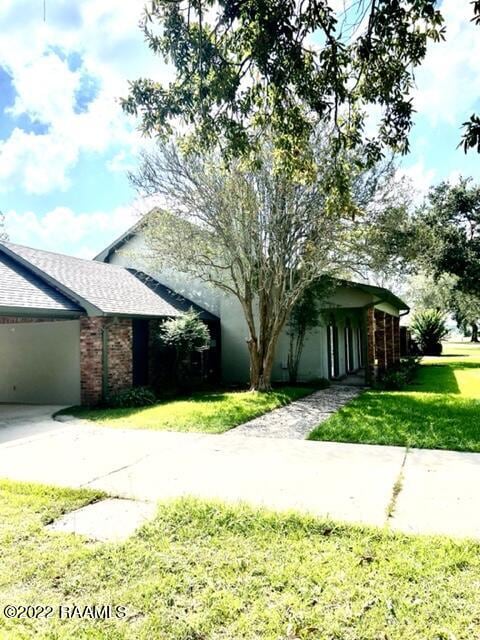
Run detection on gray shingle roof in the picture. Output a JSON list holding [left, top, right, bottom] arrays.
[[0, 251, 82, 314], [0, 242, 186, 318]]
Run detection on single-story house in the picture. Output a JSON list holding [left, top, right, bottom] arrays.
[[0, 226, 408, 406]]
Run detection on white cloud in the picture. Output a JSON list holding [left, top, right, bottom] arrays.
[[0, 1, 173, 194], [3, 198, 156, 258], [398, 160, 435, 202], [412, 0, 480, 126]]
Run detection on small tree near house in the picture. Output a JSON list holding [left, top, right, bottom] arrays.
[[287, 278, 335, 383], [158, 310, 211, 388]]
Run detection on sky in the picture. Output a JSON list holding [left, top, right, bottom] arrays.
[[0, 0, 479, 259]]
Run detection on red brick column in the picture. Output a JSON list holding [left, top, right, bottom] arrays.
[[80, 317, 133, 406], [80, 317, 104, 406], [393, 316, 401, 363], [366, 307, 375, 384], [385, 314, 394, 369], [374, 310, 387, 373], [106, 318, 133, 394]]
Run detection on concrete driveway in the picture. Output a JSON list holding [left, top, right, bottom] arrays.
[[0, 404, 68, 444], [1, 405, 480, 538]]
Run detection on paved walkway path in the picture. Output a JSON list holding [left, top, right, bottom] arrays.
[[2, 406, 480, 539], [228, 385, 362, 439]]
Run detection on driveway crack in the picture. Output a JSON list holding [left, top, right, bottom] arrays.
[[80, 452, 154, 489]]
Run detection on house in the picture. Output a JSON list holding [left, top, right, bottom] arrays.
[[0, 224, 408, 406], [96, 221, 409, 386], [0, 240, 219, 406]]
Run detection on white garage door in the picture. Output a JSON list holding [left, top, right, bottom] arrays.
[[0, 320, 81, 405]]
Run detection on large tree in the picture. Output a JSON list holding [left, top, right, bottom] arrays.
[[123, 0, 446, 173], [417, 178, 480, 299], [131, 135, 410, 390]]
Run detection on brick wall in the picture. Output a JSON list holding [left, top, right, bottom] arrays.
[[366, 307, 375, 384], [80, 317, 104, 406], [393, 316, 401, 362], [374, 310, 387, 373], [385, 314, 394, 368], [79, 317, 133, 406], [106, 318, 133, 395]]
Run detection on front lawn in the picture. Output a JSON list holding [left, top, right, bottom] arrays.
[[309, 342, 480, 452], [64, 387, 314, 433], [2, 479, 480, 639]]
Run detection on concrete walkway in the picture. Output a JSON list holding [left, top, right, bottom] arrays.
[[1, 406, 480, 538], [228, 385, 361, 439]]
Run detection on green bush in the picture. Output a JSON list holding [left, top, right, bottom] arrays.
[[376, 357, 421, 390], [106, 386, 157, 408], [157, 309, 211, 389], [410, 309, 449, 356]]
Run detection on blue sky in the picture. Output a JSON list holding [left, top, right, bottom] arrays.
[[0, 0, 478, 258]]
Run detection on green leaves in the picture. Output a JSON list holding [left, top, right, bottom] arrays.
[[410, 309, 449, 354], [419, 178, 480, 299], [123, 0, 445, 174], [159, 309, 211, 355]]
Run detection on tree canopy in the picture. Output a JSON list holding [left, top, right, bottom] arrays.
[[460, 1, 480, 153], [417, 178, 480, 299], [131, 133, 411, 389], [123, 0, 446, 173]]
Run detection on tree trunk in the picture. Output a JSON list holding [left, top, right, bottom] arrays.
[[247, 337, 276, 391], [471, 322, 479, 342]]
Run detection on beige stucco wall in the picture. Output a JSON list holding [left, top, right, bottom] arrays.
[[218, 295, 364, 384], [108, 234, 221, 317], [0, 320, 81, 404]]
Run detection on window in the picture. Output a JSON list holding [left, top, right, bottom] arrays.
[[327, 317, 339, 379]]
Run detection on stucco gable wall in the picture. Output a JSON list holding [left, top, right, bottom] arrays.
[[105, 233, 221, 317]]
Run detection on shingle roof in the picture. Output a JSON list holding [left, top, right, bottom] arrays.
[[131, 271, 218, 321], [0, 251, 82, 315], [0, 242, 190, 318]]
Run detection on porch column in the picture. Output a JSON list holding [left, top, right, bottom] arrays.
[[80, 317, 133, 406], [393, 316, 401, 363], [385, 314, 394, 369], [374, 310, 387, 373], [365, 307, 375, 384], [80, 317, 104, 406]]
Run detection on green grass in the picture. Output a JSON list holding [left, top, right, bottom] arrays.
[[309, 341, 480, 452], [64, 387, 315, 433], [2, 479, 480, 639]]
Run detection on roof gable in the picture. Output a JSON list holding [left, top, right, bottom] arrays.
[[0, 241, 187, 318], [0, 242, 215, 319], [0, 251, 82, 315]]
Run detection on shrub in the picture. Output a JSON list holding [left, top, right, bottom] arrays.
[[157, 309, 211, 389], [106, 386, 157, 408], [376, 357, 421, 390], [410, 309, 449, 356]]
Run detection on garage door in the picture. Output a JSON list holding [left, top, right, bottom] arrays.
[[0, 320, 81, 405]]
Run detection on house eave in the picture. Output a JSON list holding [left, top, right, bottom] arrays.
[[0, 305, 84, 319], [0, 243, 100, 317]]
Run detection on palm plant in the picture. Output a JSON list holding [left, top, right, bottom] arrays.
[[410, 309, 449, 356]]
